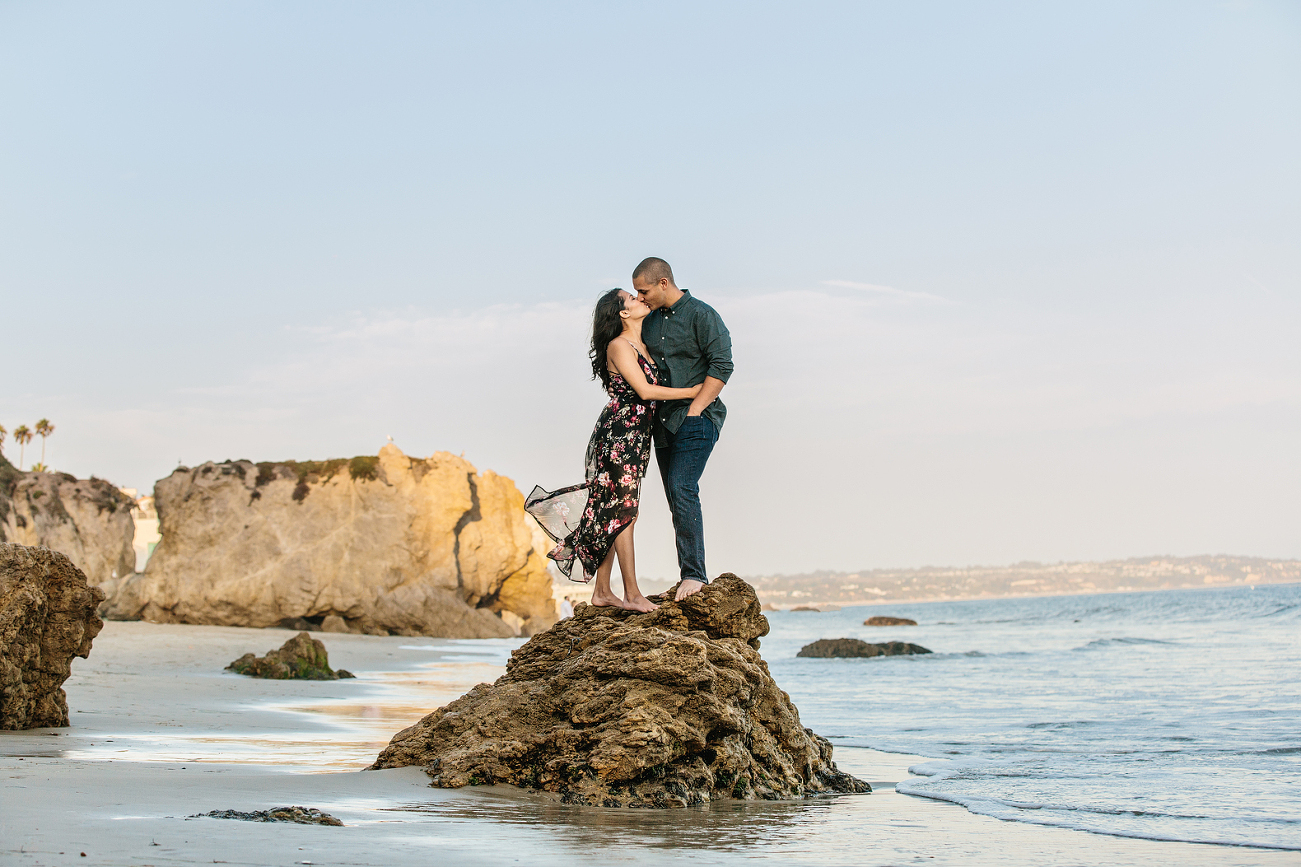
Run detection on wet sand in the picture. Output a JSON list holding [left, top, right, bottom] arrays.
[[2, 622, 1293, 867]]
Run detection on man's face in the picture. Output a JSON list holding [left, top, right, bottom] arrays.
[[634, 277, 667, 310]]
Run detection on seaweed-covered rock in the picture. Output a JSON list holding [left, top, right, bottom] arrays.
[[0, 544, 105, 729], [370, 574, 869, 807], [226, 632, 355, 680], [192, 807, 343, 825], [863, 616, 918, 627], [797, 638, 931, 658]]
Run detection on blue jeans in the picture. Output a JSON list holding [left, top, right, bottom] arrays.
[[655, 415, 719, 585]]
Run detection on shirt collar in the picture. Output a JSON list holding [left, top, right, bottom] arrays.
[[664, 289, 691, 314]]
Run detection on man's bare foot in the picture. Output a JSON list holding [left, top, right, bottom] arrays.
[[622, 594, 659, 613], [590, 588, 625, 608], [674, 579, 706, 602]]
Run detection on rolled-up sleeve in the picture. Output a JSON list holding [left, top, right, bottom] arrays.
[[699, 309, 734, 383]]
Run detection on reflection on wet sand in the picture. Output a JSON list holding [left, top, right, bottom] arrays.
[[386, 788, 854, 852], [64, 660, 504, 771]]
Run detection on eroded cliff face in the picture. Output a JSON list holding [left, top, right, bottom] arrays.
[[103, 445, 556, 638], [0, 455, 136, 600]]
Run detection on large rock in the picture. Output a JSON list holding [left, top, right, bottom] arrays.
[[370, 574, 870, 807], [0, 455, 135, 601], [0, 544, 105, 729], [103, 445, 556, 639], [797, 638, 931, 658]]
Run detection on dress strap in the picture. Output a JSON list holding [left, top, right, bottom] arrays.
[[625, 340, 650, 363]]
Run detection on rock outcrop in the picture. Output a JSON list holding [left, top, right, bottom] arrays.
[[370, 574, 870, 807], [797, 638, 931, 658], [863, 616, 918, 627], [104, 445, 556, 639], [227, 632, 354, 680], [0, 455, 135, 601], [0, 544, 105, 729]]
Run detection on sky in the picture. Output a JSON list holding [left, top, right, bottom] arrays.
[[2, 1, 1298, 581]]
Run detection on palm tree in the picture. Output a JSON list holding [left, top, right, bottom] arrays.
[[13, 425, 32, 470], [0, 424, 7, 459], [35, 419, 54, 466]]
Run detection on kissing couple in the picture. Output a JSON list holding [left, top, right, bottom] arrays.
[[526, 257, 733, 612]]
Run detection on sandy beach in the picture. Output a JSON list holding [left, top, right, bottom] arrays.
[[2, 621, 1293, 867]]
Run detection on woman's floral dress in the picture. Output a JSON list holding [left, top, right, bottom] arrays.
[[526, 347, 658, 581]]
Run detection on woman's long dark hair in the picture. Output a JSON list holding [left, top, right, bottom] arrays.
[[590, 288, 626, 391]]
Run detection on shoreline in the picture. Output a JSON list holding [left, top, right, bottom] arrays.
[[2, 621, 1295, 866]]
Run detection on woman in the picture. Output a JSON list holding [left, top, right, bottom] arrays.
[[526, 289, 702, 611]]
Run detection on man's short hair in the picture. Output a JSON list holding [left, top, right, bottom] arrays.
[[632, 257, 675, 286]]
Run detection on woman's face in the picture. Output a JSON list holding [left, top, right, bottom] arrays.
[[620, 290, 650, 321]]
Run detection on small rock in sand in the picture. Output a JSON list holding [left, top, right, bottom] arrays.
[[226, 632, 355, 680]]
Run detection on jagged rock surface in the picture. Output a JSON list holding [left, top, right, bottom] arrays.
[[796, 638, 932, 658], [370, 574, 870, 807], [227, 632, 354, 680], [192, 807, 343, 826], [0, 544, 105, 729], [0, 455, 135, 601], [863, 616, 918, 627], [104, 445, 556, 639]]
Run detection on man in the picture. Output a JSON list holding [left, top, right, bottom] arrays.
[[633, 257, 733, 601]]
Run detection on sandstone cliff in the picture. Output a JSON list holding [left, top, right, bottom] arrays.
[[0, 544, 105, 729], [0, 454, 136, 600], [103, 445, 556, 638], [371, 575, 870, 807]]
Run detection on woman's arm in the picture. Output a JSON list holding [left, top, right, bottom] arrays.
[[609, 340, 702, 401]]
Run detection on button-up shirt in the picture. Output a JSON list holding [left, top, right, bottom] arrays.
[[642, 289, 734, 445]]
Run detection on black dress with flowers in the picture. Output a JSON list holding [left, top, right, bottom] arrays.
[[526, 347, 658, 582]]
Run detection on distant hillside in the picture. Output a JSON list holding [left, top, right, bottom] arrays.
[[746, 555, 1300, 609]]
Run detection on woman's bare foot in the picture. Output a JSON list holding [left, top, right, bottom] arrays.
[[622, 594, 659, 613], [590, 588, 625, 608]]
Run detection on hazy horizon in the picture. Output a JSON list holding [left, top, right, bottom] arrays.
[[3, 2, 1298, 579]]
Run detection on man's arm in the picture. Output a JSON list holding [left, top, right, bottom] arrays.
[[687, 376, 725, 416], [688, 307, 732, 416]]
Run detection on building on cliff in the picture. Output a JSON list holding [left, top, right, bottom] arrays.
[[103, 444, 559, 639], [117, 489, 160, 572]]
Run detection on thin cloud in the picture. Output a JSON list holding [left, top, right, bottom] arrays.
[[822, 279, 951, 304]]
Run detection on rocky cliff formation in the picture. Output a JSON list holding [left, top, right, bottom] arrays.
[[0, 454, 136, 600], [104, 445, 556, 638], [370, 575, 870, 807], [0, 544, 105, 729]]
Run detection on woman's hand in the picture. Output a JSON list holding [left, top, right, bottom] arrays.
[[687, 384, 703, 397]]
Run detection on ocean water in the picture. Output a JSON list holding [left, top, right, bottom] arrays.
[[763, 583, 1301, 851]]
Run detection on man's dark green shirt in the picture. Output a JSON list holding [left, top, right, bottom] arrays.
[[642, 290, 734, 446]]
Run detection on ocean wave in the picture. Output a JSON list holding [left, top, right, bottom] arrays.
[[896, 776, 1301, 850], [1072, 637, 1177, 650], [1256, 603, 1301, 618]]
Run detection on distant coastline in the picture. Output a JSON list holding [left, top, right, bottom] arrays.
[[744, 555, 1299, 610]]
